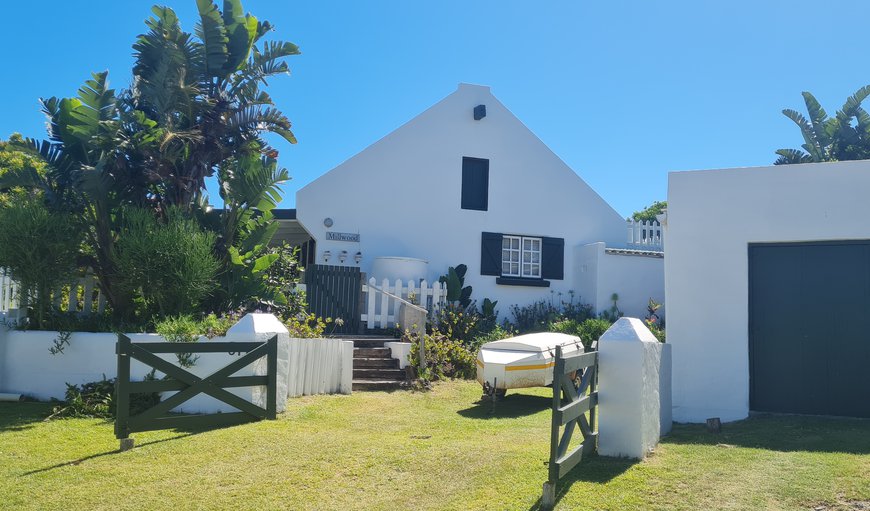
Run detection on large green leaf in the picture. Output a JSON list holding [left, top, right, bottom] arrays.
[[196, 0, 229, 76]]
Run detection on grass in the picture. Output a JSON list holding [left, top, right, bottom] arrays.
[[0, 380, 868, 510]]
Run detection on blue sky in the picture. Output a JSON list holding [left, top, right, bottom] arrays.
[[2, 1, 869, 217]]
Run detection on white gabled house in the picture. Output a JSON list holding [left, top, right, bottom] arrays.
[[291, 83, 663, 321]]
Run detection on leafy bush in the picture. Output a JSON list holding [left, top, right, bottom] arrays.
[[284, 313, 334, 338], [47, 373, 160, 420], [154, 313, 237, 367], [549, 318, 612, 348], [409, 331, 477, 381], [0, 196, 82, 329], [509, 291, 594, 333], [114, 208, 220, 319], [262, 242, 307, 320]]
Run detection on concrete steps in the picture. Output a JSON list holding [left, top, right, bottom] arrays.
[[330, 335, 409, 391]]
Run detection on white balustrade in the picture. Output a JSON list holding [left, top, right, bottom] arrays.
[[626, 219, 664, 250], [361, 277, 447, 329]]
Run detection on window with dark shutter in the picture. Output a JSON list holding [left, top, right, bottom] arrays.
[[481, 232, 565, 285], [461, 157, 489, 211]]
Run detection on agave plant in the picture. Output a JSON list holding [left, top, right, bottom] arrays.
[[775, 86, 870, 164]]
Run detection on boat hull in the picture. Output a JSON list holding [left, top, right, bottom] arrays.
[[475, 333, 584, 390]]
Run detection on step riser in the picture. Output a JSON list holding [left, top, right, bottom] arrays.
[[352, 339, 390, 348], [354, 358, 400, 369], [353, 369, 406, 380], [354, 347, 391, 358], [352, 381, 405, 391]]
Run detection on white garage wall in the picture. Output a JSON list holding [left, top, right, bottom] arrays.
[[574, 242, 664, 319], [666, 160, 870, 423]]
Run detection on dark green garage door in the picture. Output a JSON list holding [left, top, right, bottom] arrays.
[[749, 241, 870, 418]]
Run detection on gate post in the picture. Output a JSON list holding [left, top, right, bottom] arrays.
[[598, 317, 671, 459]]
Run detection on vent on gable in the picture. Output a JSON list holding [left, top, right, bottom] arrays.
[[474, 104, 486, 120]]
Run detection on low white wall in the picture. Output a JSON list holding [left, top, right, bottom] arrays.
[[574, 242, 664, 319], [384, 341, 412, 369], [667, 160, 870, 423], [0, 315, 354, 413]]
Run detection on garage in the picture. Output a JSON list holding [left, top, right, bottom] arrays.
[[749, 241, 870, 418]]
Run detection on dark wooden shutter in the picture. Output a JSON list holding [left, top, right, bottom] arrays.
[[541, 237, 564, 280], [481, 232, 502, 275], [461, 157, 489, 211]]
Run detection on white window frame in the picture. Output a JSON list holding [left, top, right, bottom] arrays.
[[501, 235, 542, 278]]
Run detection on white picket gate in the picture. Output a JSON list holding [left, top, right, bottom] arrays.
[[362, 278, 447, 329]]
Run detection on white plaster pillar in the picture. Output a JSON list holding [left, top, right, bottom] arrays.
[[598, 317, 671, 459], [225, 313, 290, 413]]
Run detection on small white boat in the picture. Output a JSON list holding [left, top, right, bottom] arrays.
[[476, 332, 585, 395]]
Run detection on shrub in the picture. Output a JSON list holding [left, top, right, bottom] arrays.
[[409, 331, 477, 381], [47, 373, 160, 420], [114, 207, 220, 319], [508, 291, 594, 334], [0, 196, 82, 329], [284, 313, 333, 338], [262, 242, 307, 320]]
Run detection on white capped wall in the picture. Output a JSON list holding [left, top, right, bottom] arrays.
[[666, 160, 870, 423], [297, 84, 627, 316], [574, 242, 665, 319]]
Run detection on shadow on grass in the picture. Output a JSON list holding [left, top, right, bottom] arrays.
[[525, 454, 638, 510], [0, 402, 54, 433], [457, 393, 551, 420], [664, 413, 870, 454], [20, 433, 197, 476]]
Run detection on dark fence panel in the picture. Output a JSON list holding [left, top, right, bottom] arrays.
[[305, 264, 361, 334]]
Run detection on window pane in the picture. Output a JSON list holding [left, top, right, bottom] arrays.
[[522, 263, 531, 275], [523, 239, 532, 250], [512, 238, 520, 249], [523, 252, 531, 263], [502, 238, 510, 249], [502, 263, 511, 274], [531, 264, 540, 276], [511, 263, 519, 274], [502, 249, 511, 262], [531, 239, 540, 250], [532, 252, 540, 263]]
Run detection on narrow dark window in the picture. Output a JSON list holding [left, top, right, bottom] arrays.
[[461, 157, 489, 211]]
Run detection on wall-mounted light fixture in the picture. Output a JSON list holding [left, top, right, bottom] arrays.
[[323, 217, 334, 228], [354, 251, 363, 264], [322, 250, 331, 263], [338, 250, 348, 263]]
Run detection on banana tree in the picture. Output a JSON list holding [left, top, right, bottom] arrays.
[[775, 86, 870, 164]]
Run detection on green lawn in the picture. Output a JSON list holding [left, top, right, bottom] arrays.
[[1, 380, 868, 510]]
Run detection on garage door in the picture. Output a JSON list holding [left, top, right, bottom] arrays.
[[749, 241, 870, 418]]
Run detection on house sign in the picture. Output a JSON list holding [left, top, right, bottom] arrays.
[[326, 231, 360, 242]]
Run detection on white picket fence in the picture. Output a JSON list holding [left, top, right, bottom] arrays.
[[287, 338, 354, 396], [0, 268, 105, 316], [627, 219, 664, 250], [362, 278, 447, 329], [0, 268, 18, 314]]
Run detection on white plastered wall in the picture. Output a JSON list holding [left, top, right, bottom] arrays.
[[666, 160, 870, 423], [574, 242, 664, 319], [297, 84, 628, 318]]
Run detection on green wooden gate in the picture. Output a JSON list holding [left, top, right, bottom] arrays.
[[542, 343, 599, 509], [115, 334, 278, 448], [305, 264, 361, 334]]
